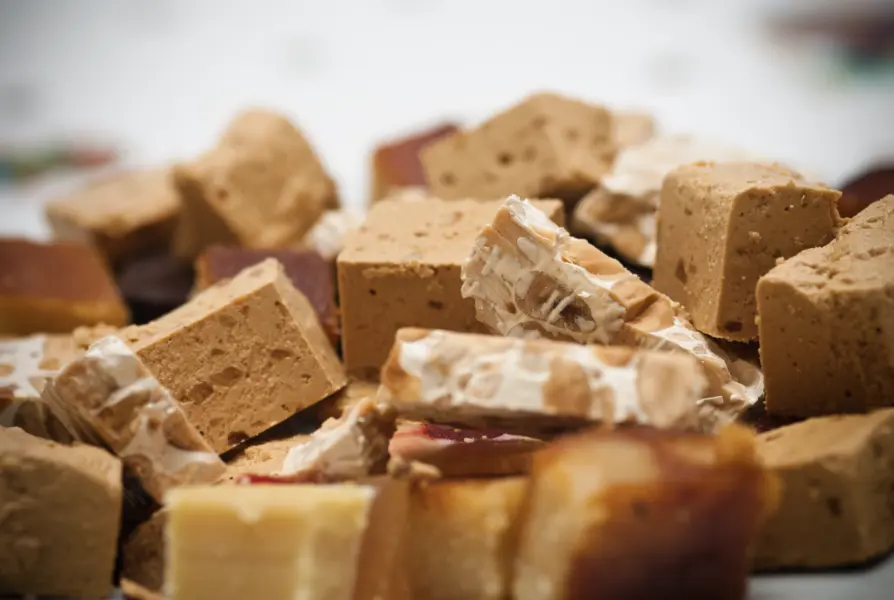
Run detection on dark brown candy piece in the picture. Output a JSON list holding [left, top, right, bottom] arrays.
[[371, 122, 460, 202], [116, 252, 195, 325], [838, 163, 894, 218], [194, 246, 339, 348]]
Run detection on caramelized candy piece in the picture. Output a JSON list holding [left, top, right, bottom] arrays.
[[122, 510, 167, 594], [380, 328, 712, 433], [0, 238, 129, 335], [838, 163, 894, 218], [0, 428, 122, 598], [757, 195, 894, 417], [654, 161, 841, 341], [370, 122, 459, 202], [116, 252, 195, 325], [462, 196, 763, 421], [514, 425, 779, 600], [754, 409, 894, 569], [42, 336, 226, 503], [172, 109, 338, 259]]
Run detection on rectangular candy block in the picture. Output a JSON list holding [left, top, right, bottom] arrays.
[[370, 122, 459, 202], [380, 328, 710, 433], [45, 169, 180, 265], [653, 161, 841, 341], [165, 481, 408, 600], [461, 196, 763, 423], [0, 428, 122, 598], [337, 197, 564, 379], [754, 409, 894, 569], [572, 135, 753, 267], [421, 93, 614, 208], [120, 258, 346, 452], [513, 425, 779, 600], [757, 195, 894, 417], [195, 246, 339, 347], [173, 109, 338, 259], [42, 336, 226, 503], [0, 238, 129, 335]]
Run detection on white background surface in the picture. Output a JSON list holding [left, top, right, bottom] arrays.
[[1, 1, 893, 597]]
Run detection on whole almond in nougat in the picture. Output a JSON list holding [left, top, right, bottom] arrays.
[[380, 328, 711, 433], [120, 258, 346, 452], [757, 195, 894, 417], [337, 197, 564, 379], [421, 93, 615, 210], [0, 427, 122, 598], [514, 425, 778, 600], [45, 169, 180, 266], [172, 109, 338, 259], [653, 161, 841, 341], [461, 196, 763, 423], [754, 409, 894, 569]]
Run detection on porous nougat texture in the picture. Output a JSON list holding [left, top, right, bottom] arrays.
[[42, 336, 226, 503], [653, 161, 842, 341], [0, 238, 129, 335], [407, 477, 527, 600], [514, 425, 779, 600], [0, 428, 122, 598], [337, 197, 564, 379], [45, 169, 180, 265], [421, 93, 615, 209], [754, 409, 894, 569], [572, 135, 753, 267], [381, 328, 711, 433], [370, 122, 459, 202], [121, 258, 346, 452], [757, 195, 894, 417], [172, 109, 338, 259], [461, 196, 763, 421]]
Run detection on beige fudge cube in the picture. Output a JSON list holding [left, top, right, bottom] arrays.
[[653, 162, 841, 341], [757, 196, 894, 417], [754, 409, 894, 569], [337, 197, 563, 379], [173, 109, 338, 259], [610, 109, 655, 148], [121, 258, 346, 452], [165, 481, 408, 600], [45, 169, 180, 265], [0, 427, 121, 598], [421, 93, 614, 209]]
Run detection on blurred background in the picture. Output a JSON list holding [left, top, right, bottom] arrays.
[[1, 0, 892, 237]]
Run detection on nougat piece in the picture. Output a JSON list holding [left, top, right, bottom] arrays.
[[42, 336, 226, 503], [407, 477, 527, 600], [653, 161, 841, 341], [757, 196, 894, 416], [117, 252, 195, 325], [390, 421, 542, 477], [338, 197, 564, 378], [514, 425, 779, 600], [572, 136, 753, 267], [120, 258, 346, 452], [0, 238, 128, 335], [122, 510, 167, 594], [0, 427, 121, 598], [370, 122, 460, 202], [461, 196, 763, 420], [195, 246, 339, 346], [301, 208, 365, 262], [380, 329, 712, 433], [166, 480, 409, 600], [313, 379, 380, 422], [0, 334, 81, 441], [421, 93, 614, 209], [45, 169, 180, 265], [754, 409, 894, 569], [838, 162, 893, 218], [172, 109, 338, 259], [610, 109, 655, 148]]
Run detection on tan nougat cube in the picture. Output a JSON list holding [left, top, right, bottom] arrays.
[[337, 197, 564, 379], [173, 109, 338, 259], [421, 93, 614, 209], [757, 195, 894, 417], [653, 161, 841, 341], [121, 258, 346, 452]]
